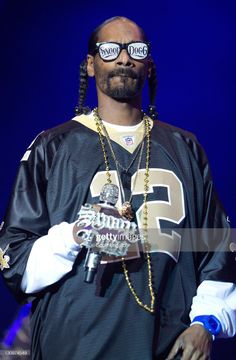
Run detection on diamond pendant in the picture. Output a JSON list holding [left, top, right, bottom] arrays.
[[119, 201, 134, 220]]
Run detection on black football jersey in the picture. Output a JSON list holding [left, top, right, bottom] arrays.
[[0, 113, 235, 360]]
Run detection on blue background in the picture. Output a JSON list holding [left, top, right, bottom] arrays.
[[0, 0, 235, 357]]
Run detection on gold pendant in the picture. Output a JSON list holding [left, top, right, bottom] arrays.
[[119, 201, 134, 220]]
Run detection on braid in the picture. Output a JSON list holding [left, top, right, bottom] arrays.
[[148, 58, 158, 120], [75, 59, 91, 115]]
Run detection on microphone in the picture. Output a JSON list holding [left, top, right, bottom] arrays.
[[83, 183, 119, 283], [84, 249, 103, 283]]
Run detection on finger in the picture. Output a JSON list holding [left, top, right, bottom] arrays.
[[198, 354, 211, 360], [182, 347, 208, 360], [190, 350, 204, 360], [181, 344, 195, 360], [166, 341, 183, 360]]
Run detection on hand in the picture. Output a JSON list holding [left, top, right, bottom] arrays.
[[166, 324, 213, 360]]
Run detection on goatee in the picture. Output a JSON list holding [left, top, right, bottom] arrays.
[[105, 68, 145, 100]]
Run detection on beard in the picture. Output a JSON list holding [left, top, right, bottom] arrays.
[[97, 67, 146, 100]]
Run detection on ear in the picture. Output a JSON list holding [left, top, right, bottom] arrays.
[[87, 54, 95, 77]]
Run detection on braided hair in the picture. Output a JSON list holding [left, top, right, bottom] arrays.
[[74, 59, 90, 115], [148, 59, 158, 119], [75, 16, 158, 119]]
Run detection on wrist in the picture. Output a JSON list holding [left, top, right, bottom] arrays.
[[191, 315, 222, 340]]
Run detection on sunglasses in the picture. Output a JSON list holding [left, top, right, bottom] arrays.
[[94, 41, 151, 62]]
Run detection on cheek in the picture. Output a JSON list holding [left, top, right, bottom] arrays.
[[94, 58, 112, 74], [94, 62, 108, 82], [93, 63, 111, 92], [139, 62, 149, 77], [135, 65, 148, 84]]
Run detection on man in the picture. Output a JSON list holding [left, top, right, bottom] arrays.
[[0, 16, 235, 360]]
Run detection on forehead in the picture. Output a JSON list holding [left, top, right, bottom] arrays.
[[97, 19, 144, 43]]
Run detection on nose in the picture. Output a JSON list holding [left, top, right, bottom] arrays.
[[116, 49, 133, 66]]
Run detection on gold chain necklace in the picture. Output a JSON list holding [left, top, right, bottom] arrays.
[[100, 122, 144, 173], [93, 108, 155, 314], [95, 110, 145, 220], [112, 141, 144, 221]]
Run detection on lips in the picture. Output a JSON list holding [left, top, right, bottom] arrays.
[[115, 74, 128, 76], [108, 69, 137, 79]]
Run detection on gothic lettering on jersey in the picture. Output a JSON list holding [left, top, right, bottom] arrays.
[[90, 169, 186, 262]]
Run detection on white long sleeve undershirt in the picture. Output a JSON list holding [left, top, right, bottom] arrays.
[[21, 221, 80, 293], [190, 280, 236, 338], [21, 222, 236, 338]]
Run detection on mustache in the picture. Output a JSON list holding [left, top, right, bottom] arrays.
[[108, 68, 138, 79]]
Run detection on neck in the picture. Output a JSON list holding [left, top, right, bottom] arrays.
[[97, 97, 143, 126]]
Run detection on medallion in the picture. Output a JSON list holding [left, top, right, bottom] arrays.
[[119, 201, 134, 221]]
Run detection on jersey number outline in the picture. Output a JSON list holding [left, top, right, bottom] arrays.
[[90, 168, 185, 262]]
